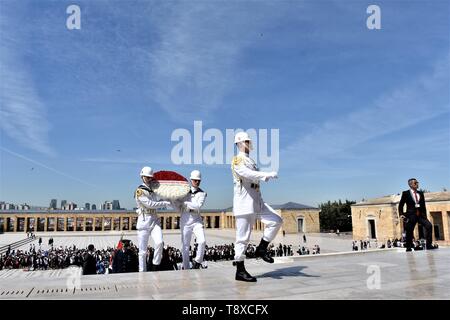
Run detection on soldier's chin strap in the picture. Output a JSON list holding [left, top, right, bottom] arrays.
[[237, 141, 253, 152]]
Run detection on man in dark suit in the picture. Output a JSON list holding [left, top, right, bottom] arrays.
[[112, 239, 138, 273], [398, 178, 436, 252], [82, 244, 97, 275]]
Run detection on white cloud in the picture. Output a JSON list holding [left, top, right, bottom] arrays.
[[1, 147, 97, 188], [0, 15, 54, 156], [148, 2, 290, 123], [282, 53, 450, 164], [80, 156, 169, 165]]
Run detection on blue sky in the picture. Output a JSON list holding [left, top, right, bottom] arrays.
[[1, 0, 449, 210]]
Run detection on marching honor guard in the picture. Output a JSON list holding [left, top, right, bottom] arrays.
[[135, 166, 171, 272], [172, 170, 207, 270], [231, 132, 282, 282]]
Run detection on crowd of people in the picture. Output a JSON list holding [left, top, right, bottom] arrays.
[[352, 237, 439, 251], [0, 244, 113, 272], [0, 239, 319, 274], [352, 240, 373, 251], [297, 244, 321, 255]]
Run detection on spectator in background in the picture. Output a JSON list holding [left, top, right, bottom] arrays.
[[82, 244, 97, 275], [96, 259, 105, 274], [112, 239, 138, 273]]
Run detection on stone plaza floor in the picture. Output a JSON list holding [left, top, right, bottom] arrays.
[[0, 247, 448, 300]]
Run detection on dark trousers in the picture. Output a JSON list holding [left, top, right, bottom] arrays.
[[404, 214, 432, 249]]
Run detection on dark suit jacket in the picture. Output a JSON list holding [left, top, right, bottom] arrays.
[[398, 190, 427, 217], [82, 252, 97, 275]]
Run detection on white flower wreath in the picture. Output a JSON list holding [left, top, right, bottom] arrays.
[[150, 180, 190, 201]]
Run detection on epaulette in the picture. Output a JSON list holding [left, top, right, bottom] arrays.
[[134, 185, 152, 198], [232, 155, 243, 167], [134, 188, 143, 198]]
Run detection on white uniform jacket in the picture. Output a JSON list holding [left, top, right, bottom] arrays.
[[231, 152, 271, 216], [134, 184, 168, 228], [184, 187, 207, 214]]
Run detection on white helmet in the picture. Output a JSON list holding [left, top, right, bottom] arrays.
[[190, 170, 201, 180], [140, 166, 153, 177], [234, 131, 252, 144]]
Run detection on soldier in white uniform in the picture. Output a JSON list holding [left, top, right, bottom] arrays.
[[172, 170, 207, 270], [231, 132, 282, 282], [135, 166, 171, 272]]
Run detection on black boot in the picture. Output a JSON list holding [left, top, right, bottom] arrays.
[[151, 264, 160, 271], [255, 239, 274, 263], [192, 261, 202, 269], [235, 261, 257, 282]]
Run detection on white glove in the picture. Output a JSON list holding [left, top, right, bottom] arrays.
[[161, 201, 171, 207], [267, 171, 278, 179]]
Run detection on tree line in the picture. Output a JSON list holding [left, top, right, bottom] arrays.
[[318, 200, 355, 232]]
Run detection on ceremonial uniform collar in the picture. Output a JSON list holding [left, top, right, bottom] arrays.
[[139, 184, 153, 192], [190, 187, 203, 194]]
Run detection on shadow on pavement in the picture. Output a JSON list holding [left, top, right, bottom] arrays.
[[257, 265, 320, 280]]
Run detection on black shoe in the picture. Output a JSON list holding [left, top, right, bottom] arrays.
[[151, 264, 160, 271], [255, 247, 274, 263], [236, 270, 257, 282], [255, 238, 274, 263], [192, 261, 202, 269], [235, 261, 257, 282], [406, 248, 412, 252]]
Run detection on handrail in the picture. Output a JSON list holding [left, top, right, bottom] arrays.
[[0, 237, 36, 255]]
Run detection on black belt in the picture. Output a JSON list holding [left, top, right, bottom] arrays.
[[250, 183, 260, 190]]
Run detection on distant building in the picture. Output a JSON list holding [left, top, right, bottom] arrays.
[[49, 199, 57, 210], [85, 203, 90, 210], [271, 202, 320, 234], [112, 200, 121, 210], [102, 201, 113, 210], [0, 202, 30, 210], [68, 202, 77, 210], [62, 202, 77, 210], [0, 201, 318, 234], [60, 200, 67, 209], [18, 203, 30, 210], [0, 202, 17, 210], [92, 204, 97, 210]]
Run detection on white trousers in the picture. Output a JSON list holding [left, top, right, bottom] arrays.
[[137, 214, 163, 272], [180, 213, 206, 270], [234, 203, 282, 262]]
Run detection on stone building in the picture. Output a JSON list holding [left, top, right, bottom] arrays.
[[0, 202, 319, 234], [271, 202, 320, 234], [351, 191, 450, 245]]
